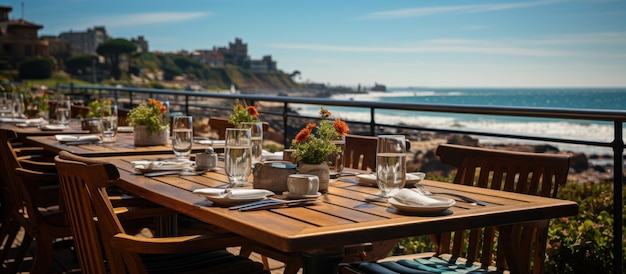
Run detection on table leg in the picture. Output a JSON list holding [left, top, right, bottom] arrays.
[[301, 248, 344, 274]]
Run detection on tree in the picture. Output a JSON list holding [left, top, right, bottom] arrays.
[[65, 55, 96, 75], [18, 58, 53, 79], [96, 39, 137, 80]]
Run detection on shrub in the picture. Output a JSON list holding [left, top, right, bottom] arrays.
[[18, 58, 53, 79]]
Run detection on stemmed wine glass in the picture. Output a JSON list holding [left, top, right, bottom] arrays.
[[375, 135, 407, 198]]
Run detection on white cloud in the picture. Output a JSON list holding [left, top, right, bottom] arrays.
[[360, 0, 563, 19], [87, 12, 210, 27]]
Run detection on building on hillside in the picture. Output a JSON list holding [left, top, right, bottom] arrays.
[[0, 5, 49, 69], [40, 35, 71, 69], [191, 48, 225, 67], [250, 55, 277, 74], [131, 35, 149, 53], [58, 26, 111, 55]]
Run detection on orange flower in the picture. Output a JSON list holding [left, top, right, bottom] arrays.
[[246, 106, 259, 117], [294, 128, 311, 143], [333, 119, 349, 136], [236, 104, 244, 110], [305, 123, 317, 130]]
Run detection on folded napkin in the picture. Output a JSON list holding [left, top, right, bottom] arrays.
[[193, 188, 274, 199], [198, 139, 225, 145], [131, 159, 194, 171], [41, 124, 69, 131], [391, 189, 451, 207], [262, 150, 283, 161], [55, 134, 101, 142], [16, 118, 47, 127], [0, 117, 26, 123]]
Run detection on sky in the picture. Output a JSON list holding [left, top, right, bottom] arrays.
[[4, 0, 626, 88]]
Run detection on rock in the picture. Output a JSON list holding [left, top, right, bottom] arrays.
[[570, 153, 589, 173]]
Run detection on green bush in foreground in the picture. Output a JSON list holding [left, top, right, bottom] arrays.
[[396, 176, 625, 274]]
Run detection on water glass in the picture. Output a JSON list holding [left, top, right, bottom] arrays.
[[55, 96, 71, 125], [11, 93, 25, 118], [376, 135, 407, 197], [225, 128, 252, 187], [326, 135, 345, 175], [99, 104, 118, 143], [172, 116, 193, 158], [241, 122, 263, 164]]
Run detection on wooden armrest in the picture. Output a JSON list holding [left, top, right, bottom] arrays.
[[110, 232, 251, 254], [114, 206, 178, 221], [18, 159, 57, 173]]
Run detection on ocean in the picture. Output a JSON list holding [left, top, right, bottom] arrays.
[[295, 87, 626, 156]]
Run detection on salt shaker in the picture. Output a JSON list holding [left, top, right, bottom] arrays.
[[196, 147, 217, 170]]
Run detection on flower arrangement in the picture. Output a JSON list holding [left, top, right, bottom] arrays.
[[228, 99, 260, 128], [86, 99, 113, 118], [127, 98, 169, 132], [291, 108, 349, 164]]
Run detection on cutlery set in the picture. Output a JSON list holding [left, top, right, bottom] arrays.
[[229, 198, 318, 211]]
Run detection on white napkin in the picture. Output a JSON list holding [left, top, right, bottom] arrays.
[[16, 118, 47, 127], [193, 188, 274, 199], [131, 159, 194, 171], [0, 117, 26, 123], [391, 189, 450, 206], [262, 150, 283, 161], [41, 124, 69, 131], [198, 139, 225, 145], [55, 134, 101, 142]]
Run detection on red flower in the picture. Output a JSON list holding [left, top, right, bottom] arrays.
[[305, 123, 317, 130], [295, 128, 311, 143], [246, 106, 259, 117], [333, 119, 349, 136]]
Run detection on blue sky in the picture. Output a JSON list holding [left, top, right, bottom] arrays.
[[6, 0, 626, 88]]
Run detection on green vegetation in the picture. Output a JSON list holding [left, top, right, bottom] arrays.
[[396, 174, 625, 274], [18, 57, 54, 79], [96, 38, 137, 80]]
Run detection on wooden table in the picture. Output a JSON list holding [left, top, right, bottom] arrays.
[[27, 132, 221, 157], [0, 119, 87, 141], [103, 155, 579, 274]]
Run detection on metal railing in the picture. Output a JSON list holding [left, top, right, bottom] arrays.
[[59, 83, 625, 273]]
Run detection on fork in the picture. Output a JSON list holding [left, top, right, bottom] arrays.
[[413, 184, 487, 206]]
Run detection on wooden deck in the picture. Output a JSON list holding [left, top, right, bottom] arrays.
[[1, 223, 297, 274]]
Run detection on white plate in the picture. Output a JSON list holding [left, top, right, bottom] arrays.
[[282, 191, 322, 200], [356, 172, 426, 186], [117, 126, 134, 133], [388, 196, 456, 214]]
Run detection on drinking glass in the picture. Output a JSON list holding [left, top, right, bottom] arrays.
[[11, 93, 25, 118], [326, 135, 345, 175], [241, 122, 263, 164], [55, 96, 71, 125], [99, 104, 118, 143], [0, 93, 10, 116], [172, 116, 193, 158], [375, 135, 407, 197], [225, 128, 252, 187]]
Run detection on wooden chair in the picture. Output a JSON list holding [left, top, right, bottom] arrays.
[[55, 151, 267, 274], [0, 128, 72, 273], [340, 143, 571, 274], [344, 134, 378, 172], [208, 117, 269, 139]]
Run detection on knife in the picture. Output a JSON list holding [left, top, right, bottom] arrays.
[[143, 170, 205, 177]]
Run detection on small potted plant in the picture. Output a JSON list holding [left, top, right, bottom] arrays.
[[80, 99, 113, 132], [126, 98, 170, 146], [291, 108, 349, 192], [228, 99, 260, 127]]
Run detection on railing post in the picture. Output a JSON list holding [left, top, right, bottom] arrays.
[[612, 121, 623, 274], [185, 94, 189, 115], [283, 102, 289, 147], [369, 108, 376, 136]]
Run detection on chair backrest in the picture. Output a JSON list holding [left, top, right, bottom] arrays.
[[55, 151, 133, 274], [432, 143, 571, 273], [208, 117, 269, 140], [344, 134, 377, 171]]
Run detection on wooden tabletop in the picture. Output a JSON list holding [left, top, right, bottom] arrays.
[[0, 119, 87, 140], [104, 155, 578, 272], [27, 133, 221, 157]]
